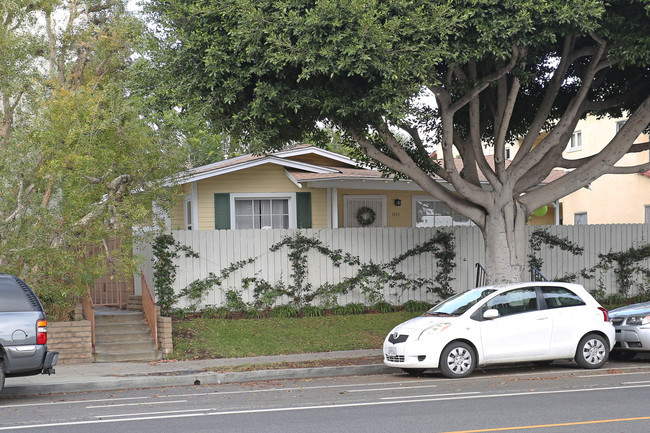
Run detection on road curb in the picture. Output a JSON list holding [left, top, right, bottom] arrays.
[[1, 364, 396, 398]]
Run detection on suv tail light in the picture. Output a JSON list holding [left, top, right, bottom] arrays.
[[597, 307, 609, 322], [36, 320, 47, 345]]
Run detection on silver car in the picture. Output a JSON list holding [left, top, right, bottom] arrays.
[[609, 301, 650, 360]]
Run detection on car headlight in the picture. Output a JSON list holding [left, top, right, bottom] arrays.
[[626, 315, 650, 326], [418, 323, 451, 340]]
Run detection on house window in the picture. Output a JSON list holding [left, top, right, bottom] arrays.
[[184, 197, 192, 230], [505, 148, 511, 160], [616, 120, 626, 133], [574, 212, 588, 225], [567, 131, 582, 152], [413, 196, 472, 227], [645, 205, 650, 224], [234, 198, 289, 229]]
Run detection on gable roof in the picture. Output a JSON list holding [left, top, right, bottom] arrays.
[[178, 145, 565, 187], [182, 148, 348, 184]]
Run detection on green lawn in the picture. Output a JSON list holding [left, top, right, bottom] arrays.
[[170, 311, 418, 360]]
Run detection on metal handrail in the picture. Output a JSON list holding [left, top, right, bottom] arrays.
[[475, 262, 488, 287], [82, 291, 96, 353], [530, 265, 549, 282], [141, 274, 158, 351]]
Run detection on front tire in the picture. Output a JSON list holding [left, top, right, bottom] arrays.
[[575, 333, 609, 369], [439, 342, 476, 378]]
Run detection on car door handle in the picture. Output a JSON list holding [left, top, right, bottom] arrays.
[[537, 316, 549, 320]]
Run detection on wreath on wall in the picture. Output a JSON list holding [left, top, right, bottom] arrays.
[[356, 206, 376, 227]]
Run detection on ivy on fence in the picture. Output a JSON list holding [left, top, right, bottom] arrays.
[[151, 233, 199, 316], [152, 229, 456, 313], [528, 228, 650, 299]]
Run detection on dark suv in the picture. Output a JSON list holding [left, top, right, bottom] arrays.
[[0, 274, 58, 392]]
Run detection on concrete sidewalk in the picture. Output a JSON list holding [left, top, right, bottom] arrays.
[[1, 349, 391, 398]]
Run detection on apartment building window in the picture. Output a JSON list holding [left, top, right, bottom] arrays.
[[567, 131, 582, 152], [574, 212, 588, 225]]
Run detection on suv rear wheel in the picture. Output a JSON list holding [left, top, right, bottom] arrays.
[[0, 361, 5, 392]]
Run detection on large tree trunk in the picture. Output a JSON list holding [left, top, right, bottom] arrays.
[[482, 201, 528, 284]]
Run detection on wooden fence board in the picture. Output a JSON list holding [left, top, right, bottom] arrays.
[[134, 224, 650, 309]]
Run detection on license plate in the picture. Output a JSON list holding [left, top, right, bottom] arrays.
[[387, 346, 397, 357]]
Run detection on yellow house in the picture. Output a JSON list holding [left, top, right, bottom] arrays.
[[167, 145, 562, 230], [560, 115, 650, 225]]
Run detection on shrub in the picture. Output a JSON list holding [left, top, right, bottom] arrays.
[[301, 305, 324, 317], [372, 301, 395, 313], [341, 303, 368, 315], [245, 309, 265, 319], [202, 306, 230, 319], [170, 307, 195, 321], [600, 293, 627, 310], [269, 305, 299, 318], [225, 289, 248, 312], [403, 300, 433, 312]]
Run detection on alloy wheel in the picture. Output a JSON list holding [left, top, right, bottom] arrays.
[[582, 337, 606, 365], [445, 346, 473, 375]]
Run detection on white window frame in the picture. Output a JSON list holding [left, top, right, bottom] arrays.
[[230, 193, 296, 229], [574, 212, 588, 225], [412, 195, 473, 228], [184, 196, 193, 230], [567, 131, 582, 152]]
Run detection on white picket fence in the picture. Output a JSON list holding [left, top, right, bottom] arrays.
[[135, 224, 650, 309]]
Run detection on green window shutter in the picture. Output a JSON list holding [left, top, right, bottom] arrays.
[[214, 193, 231, 230], [296, 192, 312, 229]]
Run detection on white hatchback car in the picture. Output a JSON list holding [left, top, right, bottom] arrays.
[[384, 282, 615, 378]]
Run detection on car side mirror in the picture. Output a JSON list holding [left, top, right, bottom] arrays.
[[483, 309, 499, 320]]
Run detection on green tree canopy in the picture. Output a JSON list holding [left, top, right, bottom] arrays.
[[145, 0, 650, 283], [0, 1, 187, 319]]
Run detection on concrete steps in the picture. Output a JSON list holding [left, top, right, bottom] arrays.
[[93, 310, 162, 362], [127, 295, 142, 311]]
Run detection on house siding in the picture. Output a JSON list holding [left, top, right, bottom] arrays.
[[337, 189, 422, 227], [561, 115, 650, 225], [563, 171, 650, 224], [184, 165, 328, 229], [170, 184, 191, 229]]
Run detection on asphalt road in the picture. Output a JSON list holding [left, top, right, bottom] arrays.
[[1, 360, 650, 433]]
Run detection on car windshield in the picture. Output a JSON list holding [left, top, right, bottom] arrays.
[[424, 288, 497, 316]]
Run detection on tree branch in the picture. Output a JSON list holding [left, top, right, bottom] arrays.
[[512, 34, 608, 180], [521, 95, 650, 208], [514, 35, 575, 164], [449, 45, 522, 114], [494, 74, 521, 181]]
